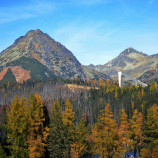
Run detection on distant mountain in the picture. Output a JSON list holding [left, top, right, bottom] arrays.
[[89, 48, 158, 83], [0, 29, 85, 82], [119, 47, 148, 56], [87, 64, 96, 69]]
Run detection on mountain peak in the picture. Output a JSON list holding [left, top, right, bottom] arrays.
[[26, 29, 44, 36], [120, 47, 148, 56], [13, 29, 46, 45], [0, 29, 86, 80]]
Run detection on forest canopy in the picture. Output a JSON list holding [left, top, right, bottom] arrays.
[[0, 79, 158, 157]]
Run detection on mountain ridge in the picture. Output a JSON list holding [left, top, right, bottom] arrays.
[[0, 29, 158, 84], [88, 47, 158, 83], [119, 47, 148, 57]]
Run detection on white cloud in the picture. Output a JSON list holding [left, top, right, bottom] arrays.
[[0, 0, 55, 24]]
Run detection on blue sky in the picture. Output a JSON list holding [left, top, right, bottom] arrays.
[[0, 0, 158, 65]]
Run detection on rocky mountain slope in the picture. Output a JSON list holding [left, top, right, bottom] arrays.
[[82, 65, 111, 81], [0, 29, 86, 82], [138, 64, 158, 83], [89, 48, 158, 83]]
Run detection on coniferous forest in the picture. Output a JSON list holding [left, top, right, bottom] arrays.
[[0, 79, 158, 158]]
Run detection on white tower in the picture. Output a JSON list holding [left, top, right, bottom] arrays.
[[118, 71, 122, 88]]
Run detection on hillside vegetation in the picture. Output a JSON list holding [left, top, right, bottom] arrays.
[[0, 79, 158, 157]]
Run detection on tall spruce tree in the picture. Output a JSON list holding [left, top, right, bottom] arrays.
[[0, 143, 6, 158], [48, 99, 67, 158], [0, 105, 8, 156], [43, 104, 50, 158], [145, 104, 158, 153], [77, 113, 91, 157], [69, 113, 92, 158]]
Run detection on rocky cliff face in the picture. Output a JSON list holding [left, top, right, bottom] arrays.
[[0, 29, 85, 81]]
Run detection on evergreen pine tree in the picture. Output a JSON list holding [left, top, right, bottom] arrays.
[[48, 99, 67, 158], [0, 143, 6, 158], [77, 113, 91, 157]]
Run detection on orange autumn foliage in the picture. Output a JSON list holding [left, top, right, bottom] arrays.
[[91, 104, 119, 158], [130, 109, 144, 152], [27, 93, 49, 158], [99, 79, 104, 87], [118, 108, 130, 155], [70, 142, 84, 158]]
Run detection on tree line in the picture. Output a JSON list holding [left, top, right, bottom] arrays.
[[0, 90, 158, 157]]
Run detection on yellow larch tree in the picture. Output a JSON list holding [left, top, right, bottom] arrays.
[[130, 109, 144, 157], [118, 108, 130, 156], [62, 98, 76, 157], [70, 142, 84, 158], [27, 93, 49, 158], [91, 104, 119, 158], [62, 98, 75, 136], [99, 79, 104, 88]]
